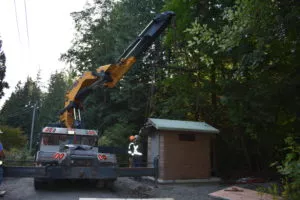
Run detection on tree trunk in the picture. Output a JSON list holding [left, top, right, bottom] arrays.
[[240, 130, 253, 171], [211, 65, 217, 108]]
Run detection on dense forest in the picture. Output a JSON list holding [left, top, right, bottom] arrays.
[[0, 0, 299, 198]]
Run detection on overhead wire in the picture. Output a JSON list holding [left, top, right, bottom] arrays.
[[13, 0, 21, 43], [3, 1, 34, 120], [23, 0, 30, 47]]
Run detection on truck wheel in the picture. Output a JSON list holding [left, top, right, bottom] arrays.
[[34, 178, 46, 190]]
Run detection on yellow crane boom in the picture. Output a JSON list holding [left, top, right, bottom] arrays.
[[59, 11, 175, 128]]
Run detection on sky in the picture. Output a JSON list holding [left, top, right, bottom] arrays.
[[0, 0, 89, 108]]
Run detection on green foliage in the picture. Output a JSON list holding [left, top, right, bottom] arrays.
[[4, 147, 33, 160], [0, 71, 69, 147], [38, 71, 69, 127], [4, 147, 34, 166], [260, 137, 300, 200], [99, 123, 137, 147], [256, 184, 281, 200], [153, 0, 300, 175], [0, 38, 9, 99], [0, 76, 42, 139], [275, 137, 300, 200], [152, 74, 199, 119], [0, 125, 27, 150]]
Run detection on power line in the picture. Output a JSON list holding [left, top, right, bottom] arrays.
[[13, 0, 21, 43], [23, 0, 30, 47]]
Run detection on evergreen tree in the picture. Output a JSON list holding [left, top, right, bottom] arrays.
[[37, 71, 68, 127], [0, 38, 9, 99], [0, 76, 42, 140]]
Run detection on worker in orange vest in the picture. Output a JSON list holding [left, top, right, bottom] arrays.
[[128, 135, 142, 167], [128, 136, 134, 167]]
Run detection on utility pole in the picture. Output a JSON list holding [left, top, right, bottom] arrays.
[[29, 103, 37, 152]]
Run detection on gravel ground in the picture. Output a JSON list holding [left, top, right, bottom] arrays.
[[115, 178, 275, 200], [0, 177, 272, 200], [115, 178, 226, 200]]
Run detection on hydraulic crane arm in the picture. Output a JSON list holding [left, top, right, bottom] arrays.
[[59, 11, 175, 128]]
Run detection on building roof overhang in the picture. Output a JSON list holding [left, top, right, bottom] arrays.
[[145, 118, 220, 134]]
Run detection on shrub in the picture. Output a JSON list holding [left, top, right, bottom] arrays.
[[0, 125, 27, 150], [275, 137, 300, 200], [257, 137, 299, 200]]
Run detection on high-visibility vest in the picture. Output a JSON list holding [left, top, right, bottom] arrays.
[[128, 142, 142, 156]]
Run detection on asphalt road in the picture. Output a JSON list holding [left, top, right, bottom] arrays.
[[0, 178, 131, 200], [0, 177, 225, 200]]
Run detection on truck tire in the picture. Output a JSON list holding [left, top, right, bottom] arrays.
[[34, 178, 46, 190]]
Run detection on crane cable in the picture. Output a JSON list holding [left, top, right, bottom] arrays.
[[145, 40, 158, 118], [146, 16, 178, 118]]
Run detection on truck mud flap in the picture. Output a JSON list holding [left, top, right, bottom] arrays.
[[3, 166, 46, 178], [117, 167, 156, 177]]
